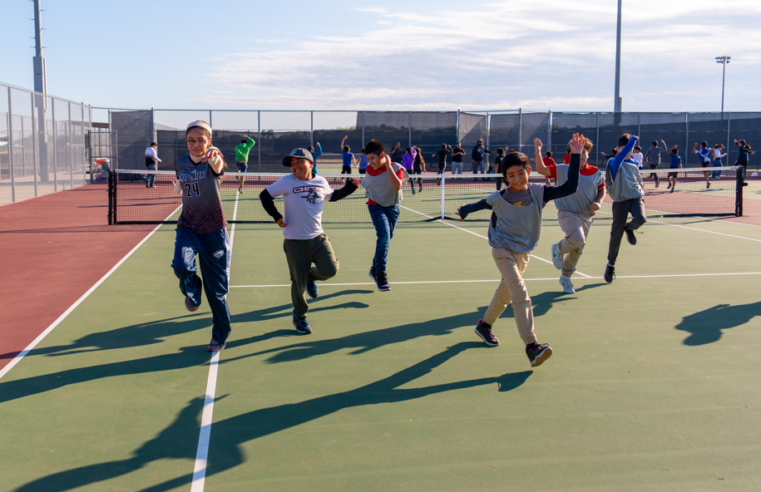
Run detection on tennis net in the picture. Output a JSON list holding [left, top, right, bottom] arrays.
[[108, 167, 744, 225]]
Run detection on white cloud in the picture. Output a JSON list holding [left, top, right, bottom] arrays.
[[203, 1, 761, 111]]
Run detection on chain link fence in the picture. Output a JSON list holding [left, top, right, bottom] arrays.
[[98, 109, 760, 175], [0, 82, 92, 206]]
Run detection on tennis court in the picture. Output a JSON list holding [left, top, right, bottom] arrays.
[[1, 175, 761, 491]]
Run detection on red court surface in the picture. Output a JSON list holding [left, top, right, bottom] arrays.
[[0, 184, 158, 372]]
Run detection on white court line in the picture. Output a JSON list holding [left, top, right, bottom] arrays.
[[649, 219, 761, 243], [399, 204, 593, 278], [190, 190, 239, 491], [230, 271, 761, 289], [0, 205, 182, 382]]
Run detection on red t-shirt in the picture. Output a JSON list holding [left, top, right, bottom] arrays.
[[546, 163, 605, 189], [366, 164, 405, 205], [562, 153, 571, 164], [542, 157, 557, 168]]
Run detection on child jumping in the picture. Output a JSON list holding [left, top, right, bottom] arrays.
[[666, 146, 682, 192], [170, 120, 232, 352], [534, 137, 605, 294], [456, 133, 585, 367], [259, 148, 358, 334], [361, 139, 407, 292], [604, 134, 647, 283], [693, 141, 712, 188], [234, 135, 256, 193]]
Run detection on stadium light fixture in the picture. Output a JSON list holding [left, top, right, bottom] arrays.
[[716, 56, 731, 114]]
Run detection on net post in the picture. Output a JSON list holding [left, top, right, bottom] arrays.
[[108, 170, 114, 225], [7, 86, 16, 203], [736, 166, 744, 217], [440, 171, 445, 220]]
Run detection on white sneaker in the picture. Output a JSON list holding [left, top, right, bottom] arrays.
[[551, 243, 563, 270], [559, 275, 575, 294]]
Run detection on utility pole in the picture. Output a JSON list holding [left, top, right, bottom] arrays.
[[614, 0, 623, 121], [33, 0, 49, 182], [716, 56, 731, 115]]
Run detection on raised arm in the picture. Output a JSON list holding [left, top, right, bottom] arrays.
[[543, 133, 585, 202], [340, 136, 348, 149], [608, 136, 640, 181], [533, 138, 552, 177], [328, 178, 359, 202], [692, 142, 699, 154], [244, 135, 256, 150], [385, 156, 403, 191]]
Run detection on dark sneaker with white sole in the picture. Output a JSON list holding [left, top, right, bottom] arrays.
[[625, 228, 637, 245], [306, 279, 319, 299], [526, 342, 552, 367], [185, 296, 201, 312], [604, 263, 615, 283], [292, 316, 312, 334], [375, 271, 391, 292], [368, 266, 377, 283], [474, 319, 499, 346], [207, 338, 226, 352]]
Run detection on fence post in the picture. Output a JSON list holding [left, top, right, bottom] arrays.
[[52, 97, 58, 191], [518, 108, 522, 154], [726, 112, 731, 165], [81, 102, 86, 181], [30, 91, 38, 197], [257, 111, 261, 173], [596, 112, 600, 167], [7, 87, 16, 203], [310, 111, 314, 147], [547, 110, 552, 156], [208, 110, 212, 129], [637, 112, 641, 139], [408, 110, 412, 148], [361, 111, 365, 148], [20, 115, 26, 178], [68, 101, 74, 188], [456, 109, 460, 143], [685, 112, 689, 167]]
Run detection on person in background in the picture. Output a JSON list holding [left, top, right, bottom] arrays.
[[632, 146, 644, 169], [145, 142, 162, 188], [692, 141, 712, 188], [601, 148, 618, 165], [402, 146, 418, 194], [542, 150, 557, 185], [471, 139, 491, 179], [494, 148, 506, 190], [711, 144, 725, 180], [643, 140, 667, 188], [340, 135, 356, 175], [391, 142, 404, 164], [433, 143, 451, 185], [307, 142, 323, 174], [358, 148, 369, 175], [562, 146, 571, 165], [666, 145, 682, 192], [234, 135, 256, 193], [451, 142, 465, 180], [412, 146, 426, 192], [734, 139, 756, 179]]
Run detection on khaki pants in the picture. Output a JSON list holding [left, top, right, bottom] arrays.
[[557, 210, 593, 277], [284, 234, 339, 317], [483, 247, 537, 345]]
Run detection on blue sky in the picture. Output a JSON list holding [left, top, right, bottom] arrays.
[[2, 0, 760, 122]]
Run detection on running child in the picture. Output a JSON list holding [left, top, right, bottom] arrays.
[[643, 140, 667, 188], [693, 141, 712, 188], [534, 137, 605, 294], [234, 135, 256, 193], [562, 146, 571, 164], [259, 148, 358, 334], [603, 134, 647, 283], [412, 146, 426, 192], [455, 133, 585, 368], [542, 150, 557, 185], [494, 148, 506, 190], [666, 146, 682, 192], [307, 142, 323, 174], [733, 139, 755, 179], [361, 139, 407, 292], [170, 120, 232, 352], [433, 143, 451, 185], [340, 135, 356, 175], [711, 144, 725, 180], [358, 148, 369, 175], [632, 146, 644, 169]]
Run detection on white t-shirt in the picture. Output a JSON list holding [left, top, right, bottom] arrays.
[[266, 174, 335, 240], [714, 149, 724, 159], [632, 152, 644, 168]]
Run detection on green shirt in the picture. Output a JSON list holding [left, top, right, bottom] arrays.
[[235, 136, 256, 163]]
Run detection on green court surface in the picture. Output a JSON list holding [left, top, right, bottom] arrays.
[[2, 206, 761, 491]]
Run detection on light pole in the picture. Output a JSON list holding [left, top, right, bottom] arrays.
[[614, 0, 623, 124], [716, 56, 731, 114]]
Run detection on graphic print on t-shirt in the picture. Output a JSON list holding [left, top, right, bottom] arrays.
[[266, 174, 335, 240]]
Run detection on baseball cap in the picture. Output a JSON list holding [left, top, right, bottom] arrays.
[[186, 120, 212, 135], [282, 148, 314, 166]]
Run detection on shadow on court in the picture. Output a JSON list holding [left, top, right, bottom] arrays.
[[15, 342, 531, 492], [674, 301, 761, 345]]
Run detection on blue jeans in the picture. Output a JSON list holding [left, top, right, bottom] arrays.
[[472, 161, 484, 174], [171, 227, 232, 344], [146, 162, 156, 187], [368, 204, 400, 273], [711, 159, 722, 179]]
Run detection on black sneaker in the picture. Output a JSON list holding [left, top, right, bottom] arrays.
[[376, 271, 391, 292], [625, 228, 637, 245], [292, 316, 312, 334], [238, 187, 244, 194], [670, 187, 675, 193], [604, 264, 615, 283], [368, 266, 377, 283], [474, 320, 499, 346], [526, 342, 552, 367], [207, 338, 226, 352], [707, 182, 710, 189], [306, 279, 319, 299]]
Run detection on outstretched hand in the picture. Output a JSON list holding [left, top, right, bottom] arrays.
[[203, 147, 223, 163], [534, 138, 543, 149], [568, 133, 586, 154]]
